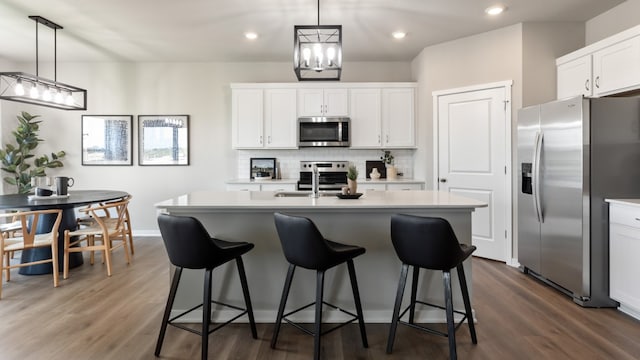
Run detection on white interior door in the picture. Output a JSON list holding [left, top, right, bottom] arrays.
[[435, 84, 511, 261]]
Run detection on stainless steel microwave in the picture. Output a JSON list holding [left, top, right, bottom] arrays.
[[297, 117, 350, 147]]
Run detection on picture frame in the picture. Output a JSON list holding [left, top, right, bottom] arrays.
[[250, 158, 276, 179], [81, 115, 133, 166], [138, 115, 189, 166]]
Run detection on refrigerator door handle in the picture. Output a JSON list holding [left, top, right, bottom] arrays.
[[533, 131, 544, 223]]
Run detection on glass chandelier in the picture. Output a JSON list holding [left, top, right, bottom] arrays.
[[293, 0, 342, 81], [0, 16, 87, 110]]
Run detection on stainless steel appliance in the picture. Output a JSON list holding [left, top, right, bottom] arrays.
[[517, 95, 640, 307], [298, 117, 350, 147], [297, 161, 348, 191]]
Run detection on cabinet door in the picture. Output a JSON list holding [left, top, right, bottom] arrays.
[[232, 89, 264, 149], [609, 222, 640, 309], [297, 89, 325, 116], [359, 183, 386, 191], [226, 184, 261, 191], [387, 183, 423, 190], [382, 88, 415, 148], [260, 183, 296, 192], [349, 88, 381, 148], [557, 56, 592, 99], [323, 88, 349, 116], [593, 36, 640, 96], [265, 89, 298, 148]]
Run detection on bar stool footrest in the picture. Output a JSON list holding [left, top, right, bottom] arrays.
[[168, 299, 249, 336], [398, 300, 468, 338], [281, 300, 359, 337]]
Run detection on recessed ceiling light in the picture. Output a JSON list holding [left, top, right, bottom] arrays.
[[485, 5, 507, 16], [392, 31, 406, 39], [245, 32, 258, 40]]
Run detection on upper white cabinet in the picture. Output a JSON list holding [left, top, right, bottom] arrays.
[[232, 88, 263, 148], [557, 55, 592, 99], [557, 25, 640, 98], [349, 87, 416, 149], [231, 88, 297, 149], [349, 88, 382, 147], [264, 89, 297, 148], [382, 88, 415, 148], [298, 88, 348, 117], [593, 36, 640, 97]]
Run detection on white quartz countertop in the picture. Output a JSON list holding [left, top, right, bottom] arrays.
[[155, 190, 487, 211], [605, 199, 640, 207]]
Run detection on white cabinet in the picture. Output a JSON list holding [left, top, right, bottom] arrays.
[[226, 182, 297, 191], [232, 89, 263, 148], [359, 181, 424, 192], [349, 88, 382, 147], [298, 88, 348, 117], [264, 89, 297, 148], [349, 87, 416, 149], [608, 201, 640, 320], [557, 55, 592, 99], [557, 26, 640, 98], [387, 183, 423, 191], [359, 183, 386, 192], [226, 183, 261, 191], [593, 36, 640, 96], [382, 88, 415, 148], [231, 88, 297, 149]]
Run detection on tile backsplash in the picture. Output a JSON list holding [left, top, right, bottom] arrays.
[[236, 149, 415, 180]]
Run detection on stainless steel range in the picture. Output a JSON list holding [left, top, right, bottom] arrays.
[[297, 161, 349, 191]]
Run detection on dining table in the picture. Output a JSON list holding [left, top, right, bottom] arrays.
[[0, 189, 130, 275]]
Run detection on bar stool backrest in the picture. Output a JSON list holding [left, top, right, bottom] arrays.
[[157, 214, 221, 270], [274, 212, 332, 270], [391, 214, 467, 271]]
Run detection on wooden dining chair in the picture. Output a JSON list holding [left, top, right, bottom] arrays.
[[0, 214, 23, 259], [0, 209, 63, 299], [76, 194, 134, 255], [63, 197, 131, 279]]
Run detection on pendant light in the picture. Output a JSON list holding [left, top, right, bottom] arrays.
[[293, 0, 342, 81], [0, 16, 87, 110]]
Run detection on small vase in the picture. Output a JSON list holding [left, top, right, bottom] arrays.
[[347, 179, 358, 194], [370, 168, 381, 180], [386, 165, 398, 180]]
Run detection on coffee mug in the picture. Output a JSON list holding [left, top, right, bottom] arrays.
[[55, 176, 74, 196]]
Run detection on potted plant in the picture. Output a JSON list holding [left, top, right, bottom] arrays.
[[0, 111, 66, 194], [347, 164, 358, 194], [381, 150, 398, 179]]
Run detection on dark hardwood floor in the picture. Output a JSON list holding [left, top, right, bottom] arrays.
[[0, 237, 639, 359]]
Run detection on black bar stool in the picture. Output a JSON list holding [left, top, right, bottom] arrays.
[[271, 212, 368, 360], [155, 214, 257, 360], [386, 214, 477, 360]]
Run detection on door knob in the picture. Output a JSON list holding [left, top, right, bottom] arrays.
[[439, 178, 447, 183]]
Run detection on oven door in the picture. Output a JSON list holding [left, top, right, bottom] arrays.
[[298, 171, 347, 190]]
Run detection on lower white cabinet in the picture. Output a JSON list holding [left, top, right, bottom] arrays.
[[608, 201, 640, 320], [359, 182, 423, 192], [226, 183, 296, 191]]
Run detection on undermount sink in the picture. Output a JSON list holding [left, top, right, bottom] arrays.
[[274, 191, 339, 198]]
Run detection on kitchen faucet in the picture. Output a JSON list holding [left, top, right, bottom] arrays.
[[311, 165, 319, 198]]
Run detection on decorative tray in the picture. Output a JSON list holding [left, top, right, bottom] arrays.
[[28, 194, 70, 200], [336, 193, 363, 199]]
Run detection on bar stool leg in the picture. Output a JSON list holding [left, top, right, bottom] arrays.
[[386, 263, 409, 354], [347, 259, 368, 348], [314, 270, 325, 360], [236, 257, 257, 339], [271, 264, 296, 349], [202, 269, 213, 360], [409, 266, 420, 324], [443, 270, 457, 360], [155, 267, 183, 356], [457, 264, 477, 344]]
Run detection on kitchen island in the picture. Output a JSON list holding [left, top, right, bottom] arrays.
[[155, 190, 486, 323]]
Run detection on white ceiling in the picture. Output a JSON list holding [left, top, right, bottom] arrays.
[[0, 0, 625, 64]]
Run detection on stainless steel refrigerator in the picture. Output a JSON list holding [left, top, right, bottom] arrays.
[[517, 95, 640, 307]]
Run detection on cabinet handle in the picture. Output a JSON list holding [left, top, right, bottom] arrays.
[[635, 218, 640, 221], [267, 135, 271, 144], [378, 135, 381, 144], [386, 134, 389, 143], [595, 76, 600, 88], [259, 135, 263, 144], [321, 104, 324, 114], [585, 79, 589, 91]]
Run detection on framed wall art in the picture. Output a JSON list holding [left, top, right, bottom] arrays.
[[250, 157, 276, 179], [138, 115, 190, 166], [81, 115, 133, 165]]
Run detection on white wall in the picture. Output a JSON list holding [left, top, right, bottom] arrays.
[[586, 0, 640, 44], [0, 61, 411, 232]]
